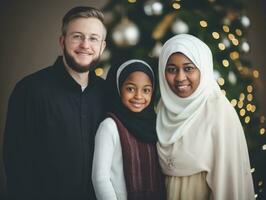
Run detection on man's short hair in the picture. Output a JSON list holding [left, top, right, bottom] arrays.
[[61, 6, 106, 39]]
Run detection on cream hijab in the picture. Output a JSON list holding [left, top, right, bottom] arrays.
[[156, 34, 255, 199], [156, 34, 220, 145]]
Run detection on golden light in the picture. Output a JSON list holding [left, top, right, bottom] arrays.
[[231, 99, 237, 107], [200, 20, 208, 28], [246, 104, 252, 111], [245, 116, 250, 123], [253, 70, 259, 78], [95, 68, 104, 76], [228, 33, 235, 40], [247, 94, 253, 101], [235, 28, 242, 36], [232, 38, 239, 46], [247, 85, 253, 93], [240, 109, 246, 116], [222, 59, 229, 67], [262, 144, 266, 150], [212, 32, 220, 39], [128, 0, 136, 3], [238, 100, 244, 109], [217, 77, 225, 86], [251, 105, 256, 112], [239, 93, 245, 101], [230, 51, 239, 60], [172, 2, 181, 9], [218, 43, 226, 50], [223, 25, 230, 33], [260, 128, 265, 135]]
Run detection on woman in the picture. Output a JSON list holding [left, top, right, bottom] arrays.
[[92, 59, 165, 200], [156, 34, 255, 200]]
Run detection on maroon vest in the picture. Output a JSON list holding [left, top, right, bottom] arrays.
[[108, 113, 166, 200]]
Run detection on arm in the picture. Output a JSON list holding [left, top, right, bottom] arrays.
[[92, 118, 122, 200], [4, 80, 35, 198], [206, 104, 255, 200]]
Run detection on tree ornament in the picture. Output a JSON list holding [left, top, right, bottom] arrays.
[[171, 18, 189, 34], [240, 15, 251, 28], [144, 0, 163, 16], [241, 41, 250, 53], [112, 18, 140, 47], [150, 41, 163, 58], [228, 71, 237, 85]]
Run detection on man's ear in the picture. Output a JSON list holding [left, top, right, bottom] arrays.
[[100, 40, 106, 55], [59, 35, 65, 50]]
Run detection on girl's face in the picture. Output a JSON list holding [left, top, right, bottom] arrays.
[[121, 71, 153, 112], [165, 53, 200, 98]]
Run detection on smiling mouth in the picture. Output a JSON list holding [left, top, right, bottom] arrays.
[[130, 102, 144, 108], [175, 84, 190, 92]]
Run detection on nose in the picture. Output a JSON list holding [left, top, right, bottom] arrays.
[[79, 39, 90, 48], [175, 70, 187, 82], [134, 90, 142, 99]]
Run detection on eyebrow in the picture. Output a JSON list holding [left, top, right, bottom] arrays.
[[69, 32, 101, 38]]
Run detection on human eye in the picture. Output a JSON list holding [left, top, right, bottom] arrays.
[[71, 33, 83, 42], [184, 65, 195, 72], [89, 36, 100, 43], [165, 65, 177, 74], [143, 87, 152, 94], [126, 86, 135, 93]]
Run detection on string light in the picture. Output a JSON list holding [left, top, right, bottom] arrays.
[[239, 93, 245, 101], [218, 43, 226, 50], [245, 116, 251, 123], [253, 70, 259, 78], [128, 0, 136, 3], [217, 77, 225, 86], [231, 99, 237, 107], [212, 32, 220, 39], [247, 85, 253, 93], [232, 38, 239, 46], [223, 25, 230, 32], [222, 59, 229, 67], [240, 109, 246, 116], [200, 20, 208, 28], [95, 68, 104, 76], [260, 128, 265, 135], [235, 28, 242, 36], [238, 100, 244, 109], [247, 94, 253, 101], [262, 144, 266, 150], [172, 2, 181, 9], [230, 51, 239, 60]]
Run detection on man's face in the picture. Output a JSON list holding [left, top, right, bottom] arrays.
[[60, 17, 106, 73]]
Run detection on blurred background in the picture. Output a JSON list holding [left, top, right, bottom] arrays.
[[0, 0, 265, 199]]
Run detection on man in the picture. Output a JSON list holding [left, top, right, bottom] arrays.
[[4, 6, 106, 200]]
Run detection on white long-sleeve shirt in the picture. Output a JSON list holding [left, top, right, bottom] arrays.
[[92, 118, 127, 200]]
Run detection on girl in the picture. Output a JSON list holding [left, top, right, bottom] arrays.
[[156, 34, 255, 200], [92, 59, 165, 200]]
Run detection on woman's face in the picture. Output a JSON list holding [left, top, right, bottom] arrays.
[[165, 53, 200, 98], [121, 71, 153, 112]]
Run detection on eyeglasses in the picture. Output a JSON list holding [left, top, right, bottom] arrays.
[[67, 33, 103, 45]]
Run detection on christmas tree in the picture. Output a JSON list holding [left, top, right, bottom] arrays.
[[97, 0, 266, 198]]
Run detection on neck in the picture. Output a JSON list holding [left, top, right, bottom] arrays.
[[63, 59, 89, 87]]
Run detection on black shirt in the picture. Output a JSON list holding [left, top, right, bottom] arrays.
[[4, 57, 106, 200]]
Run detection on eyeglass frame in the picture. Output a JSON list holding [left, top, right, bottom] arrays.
[[66, 32, 104, 45]]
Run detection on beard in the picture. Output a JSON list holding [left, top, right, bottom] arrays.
[[63, 47, 100, 73]]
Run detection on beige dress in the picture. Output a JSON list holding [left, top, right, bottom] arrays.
[[165, 172, 211, 200]]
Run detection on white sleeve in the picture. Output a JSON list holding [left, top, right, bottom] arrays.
[[206, 104, 255, 200], [92, 118, 119, 200]]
